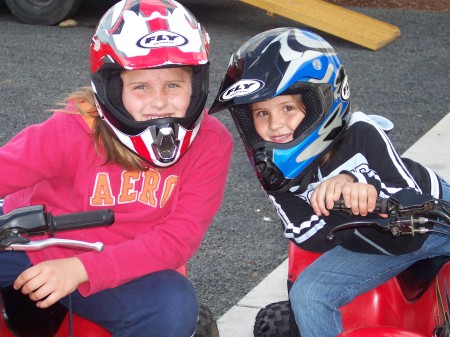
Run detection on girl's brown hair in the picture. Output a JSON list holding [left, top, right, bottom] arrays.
[[64, 87, 147, 171]]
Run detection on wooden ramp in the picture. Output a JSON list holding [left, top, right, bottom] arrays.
[[239, 0, 401, 50]]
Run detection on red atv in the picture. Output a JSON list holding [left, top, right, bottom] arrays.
[[0, 205, 218, 337], [254, 189, 450, 337]]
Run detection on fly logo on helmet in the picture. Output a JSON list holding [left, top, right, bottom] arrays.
[[137, 31, 188, 48], [219, 79, 265, 101]]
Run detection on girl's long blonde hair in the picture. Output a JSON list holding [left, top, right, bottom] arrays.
[[64, 87, 147, 171]]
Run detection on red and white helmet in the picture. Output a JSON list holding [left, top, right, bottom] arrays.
[[90, 0, 210, 167]]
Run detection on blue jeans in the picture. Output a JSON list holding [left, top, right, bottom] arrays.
[[0, 252, 198, 337], [290, 178, 450, 337]]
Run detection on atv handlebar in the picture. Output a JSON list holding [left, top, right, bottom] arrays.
[[326, 188, 450, 243], [48, 209, 115, 233], [332, 197, 390, 214], [0, 205, 114, 251]]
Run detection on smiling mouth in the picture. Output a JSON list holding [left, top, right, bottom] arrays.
[[144, 114, 173, 120], [271, 134, 292, 143]]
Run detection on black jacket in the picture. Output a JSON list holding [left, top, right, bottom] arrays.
[[269, 112, 442, 255]]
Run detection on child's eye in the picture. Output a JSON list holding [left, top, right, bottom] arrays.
[[133, 84, 147, 90], [284, 105, 295, 112], [166, 82, 181, 89], [254, 110, 268, 118]]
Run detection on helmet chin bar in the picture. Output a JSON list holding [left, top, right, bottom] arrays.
[[254, 150, 288, 192], [152, 127, 180, 163]]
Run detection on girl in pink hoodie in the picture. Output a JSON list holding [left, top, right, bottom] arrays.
[[0, 1, 233, 336]]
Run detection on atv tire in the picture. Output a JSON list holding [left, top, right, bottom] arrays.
[[194, 303, 219, 337], [254, 301, 291, 337], [5, 0, 82, 25]]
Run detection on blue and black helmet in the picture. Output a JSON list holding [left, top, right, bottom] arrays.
[[210, 27, 351, 193]]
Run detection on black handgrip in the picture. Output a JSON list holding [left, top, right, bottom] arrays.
[[333, 197, 390, 214], [48, 209, 114, 233], [374, 198, 389, 213]]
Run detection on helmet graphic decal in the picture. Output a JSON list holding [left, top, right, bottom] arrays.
[[269, 29, 334, 94], [340, 75, 350, 101], [294, 106, 345, 166], [90, 0, 211, 70]]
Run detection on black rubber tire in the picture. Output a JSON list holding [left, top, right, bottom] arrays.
[[4, 0, 82, 25], [254, 301, 291, 337], [194, 304, 220, 337]]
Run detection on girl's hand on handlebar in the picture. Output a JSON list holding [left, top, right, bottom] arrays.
[[13, 257, 88, 308], [311, 174, 378, 216]]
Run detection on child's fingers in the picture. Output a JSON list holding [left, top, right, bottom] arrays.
[[14, 266, 41, 292], [311, 186, 328, 216]]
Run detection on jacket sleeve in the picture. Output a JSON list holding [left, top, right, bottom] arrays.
[[340, 114, 422, 197], [0, 113, 70, 198], [268, 191, 357, 252]]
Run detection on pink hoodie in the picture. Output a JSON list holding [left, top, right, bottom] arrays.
[[1, 107, 233, 296]]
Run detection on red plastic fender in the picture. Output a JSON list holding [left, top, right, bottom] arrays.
[[339, 326, 427, 337]]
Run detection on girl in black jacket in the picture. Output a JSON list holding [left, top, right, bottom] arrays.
[[210, 27, 450, 337]]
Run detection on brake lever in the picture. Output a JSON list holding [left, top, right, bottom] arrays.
[[0, 228, 104, 252], [326, 218, 391, 243], [4, 238, 104, 252]]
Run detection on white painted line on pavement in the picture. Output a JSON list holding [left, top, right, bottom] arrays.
[[403, 112, 450, 181], [218, 260, 288, 337]]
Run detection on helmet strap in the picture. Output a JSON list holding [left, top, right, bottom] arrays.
[[297, 169, 313, 194]]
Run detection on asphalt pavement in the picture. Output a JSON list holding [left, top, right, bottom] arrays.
[[0, 0, 449, 332]]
